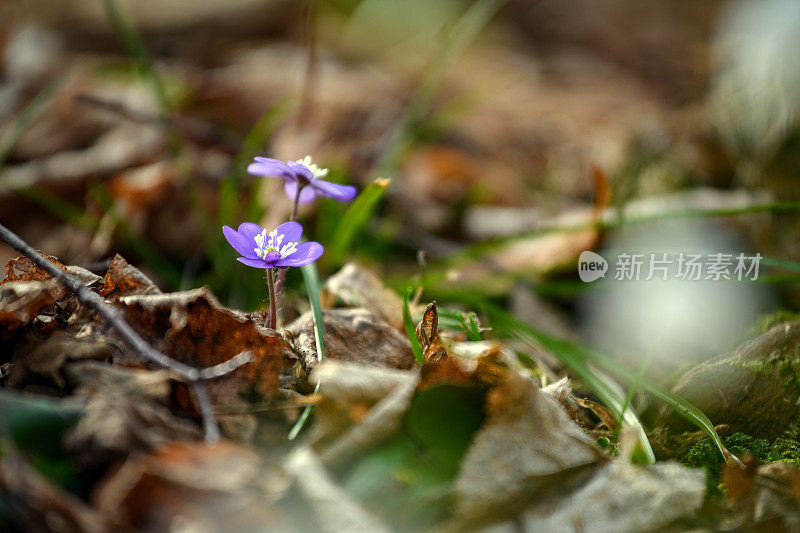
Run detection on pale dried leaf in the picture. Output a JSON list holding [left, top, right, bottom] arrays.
[[286, 308, 415, 372], [309, 360, 418, 468], [0, 278, 65, 335], [324, 262, 404, 330], [452, 358, 603, 523], [513, 460, 706, 533], [285, 446, 391, 533]]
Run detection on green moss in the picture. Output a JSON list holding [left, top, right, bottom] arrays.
[[741, 325, 800, 397], [748, 310, 800, 337], [682, 427, 800, 497]]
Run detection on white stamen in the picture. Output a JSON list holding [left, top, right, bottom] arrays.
[[295, 154, 328, 180], [253, 227, 299, 261]]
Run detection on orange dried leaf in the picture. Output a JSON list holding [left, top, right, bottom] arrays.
[[2, 254, 66, 285], [100, 254, 161, 300]]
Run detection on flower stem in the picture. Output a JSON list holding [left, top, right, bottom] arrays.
[[267, 267, 277, 330], [290, 182, 303, 222], [274, 183, 305, 299]]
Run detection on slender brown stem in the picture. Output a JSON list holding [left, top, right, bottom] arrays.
[[274, 183, 305, 299], [290, 182, 303, 222], [0, 221, 252, 443], [267, 267, 277, 330]]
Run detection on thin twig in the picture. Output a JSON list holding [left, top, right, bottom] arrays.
[[0, 222, 250, 443]]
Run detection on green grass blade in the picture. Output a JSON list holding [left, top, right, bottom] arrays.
[[613, 351, 653, 443], [101, 0, 172, 113], [325, 177, 390, 268], [761, 256, 800, 274], [403, 288, 425, 365], [288, 263, 326, 440]]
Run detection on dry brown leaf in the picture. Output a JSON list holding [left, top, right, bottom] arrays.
[[418, 356, 474, 390], [117, 288, 287, 395], [451, 351, 604, 526], [93, 440, 280, 532], [415, 301, 448, 362], [0, 278, 66, 336], [100, 254, 162, 300], [64, 361, 201, 464], [284, 446, 391, 533], [506, 460, 706, 533], [117, 288, 291, 439], [721, 461, 800, 531], [323, 262, 404, 330], [574, 397, 618, 431], [722, 453, 759, 503], [1, 253, 66, 284], [286, 308, 415, 372], [309, 361, 418, 468], [7, 332, 112, 390]]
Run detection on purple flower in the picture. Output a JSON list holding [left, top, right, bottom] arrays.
[[222, 221, 323, 269], [247, 155, 357, 203]]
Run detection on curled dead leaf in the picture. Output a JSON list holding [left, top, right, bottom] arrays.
[[415, 301, 448, 362], [100, 254, 161, 300], [323, 262, 404, 330], [286, 308, 415, 372], [1, 254, 66, 285], [452, 351, 604, 525], [0, 278, 66, 336], [117, 288, 287, 396]]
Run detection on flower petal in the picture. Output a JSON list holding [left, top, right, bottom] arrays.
[[274, 221, 303, 243], [253, 157, 285, 165], [273, 241, 323, 267], [287, 161, 314, 181], [247, 159, 293, 178], [310, 180, 358, 202], [223, 225, 257, 258], [237, 256, 268, 269], [238, 222, 264, 242], [284, 180, 317, 203]]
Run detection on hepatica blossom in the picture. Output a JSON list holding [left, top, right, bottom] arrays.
[[223, 221, 322, 269], [247, 155, 357, 203]]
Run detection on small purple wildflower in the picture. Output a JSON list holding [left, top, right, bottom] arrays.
[[222, 221, 323, 269], [247, 155, 357, 203]]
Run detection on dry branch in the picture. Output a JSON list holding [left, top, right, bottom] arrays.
[[0, 222, 251, 443]]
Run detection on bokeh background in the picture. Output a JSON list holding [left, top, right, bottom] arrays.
[[2, 0, 800, 370]]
